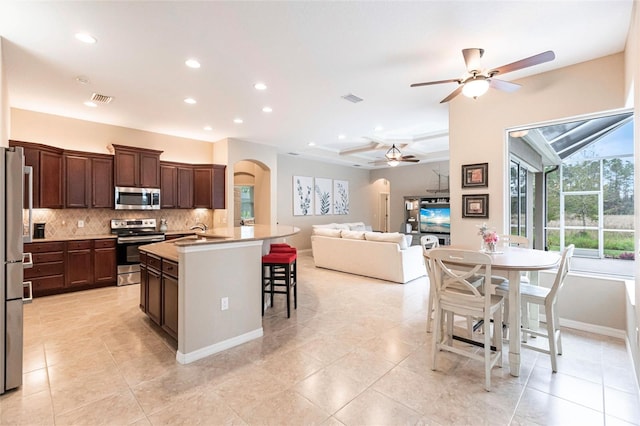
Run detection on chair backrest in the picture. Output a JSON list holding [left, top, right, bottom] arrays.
[[420, 235, 440, 256], [428, 248, 493, 311], [500, 234, 530, 248], [547, 244, 575, 303]]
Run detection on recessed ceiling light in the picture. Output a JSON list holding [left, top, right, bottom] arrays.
[[203, 126, 213, 131], [184, 98, 197, 104], [338, 134, 346, 140], [254, 82, 267, 91], [308, 142, 316, 146], [75, 33, 97, 44], [262, 106, 273, 113], [374, 126, 384, 132], [75, 76, 89, 84], [234, 118, 243, 124], [84, 101, 97, 108], [185, 59, 201, 69]]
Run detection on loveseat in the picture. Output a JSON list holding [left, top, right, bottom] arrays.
[[310, 225, 426, 284]]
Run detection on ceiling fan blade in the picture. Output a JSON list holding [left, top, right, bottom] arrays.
[[489, 50, 555, 76], [400, 155, 416, 159], [440, 86, 463, 103], [410, 78, 460, 88], [489, 78, 521, 93], [401, 158, 420, 163], [462, 48, 484, 72]]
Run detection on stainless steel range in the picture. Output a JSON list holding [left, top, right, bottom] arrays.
[[111, 219, 165, 286]]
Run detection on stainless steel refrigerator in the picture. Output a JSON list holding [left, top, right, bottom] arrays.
[[1, 146, 33, 395]]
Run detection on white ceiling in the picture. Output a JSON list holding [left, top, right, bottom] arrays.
[[0, 1, 633, 168]]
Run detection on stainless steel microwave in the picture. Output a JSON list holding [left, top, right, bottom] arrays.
[[114, 186, 161, 210]]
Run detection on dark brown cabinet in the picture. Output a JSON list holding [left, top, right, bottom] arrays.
[[65, 240, 93, 287], [160, 164, 177, 208], [113, 144, 162, 188], [161, 162, 194, 209], [93, 239, 117, 284], [146, 256, 162, 325], [177, 166, 194, 208], [65, 155, 91, 208], [193, 166, 213, 208], [24, 241, 65, 296], [139, 252, 179, 339], [213, 164, 226, 209], [161, 259, 179, 339], [91, 156, 114, 208], [10, 141, 64, 209]]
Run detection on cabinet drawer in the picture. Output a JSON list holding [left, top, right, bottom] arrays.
[[147, 254, 161, 271], [25, 261, 65, 279], [94, 239, 116, 249], [31, 275, 65, 293], [162, 260, 178, 278], [32, 251, 64, 263], [25, 241, 65, 253], [66, 240, 92, 250]]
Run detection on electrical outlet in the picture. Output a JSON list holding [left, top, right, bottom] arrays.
[[78, 220, 84, 228], [221, 297, 229, 311]]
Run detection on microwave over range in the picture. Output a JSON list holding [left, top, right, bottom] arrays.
[[114, 186, 161, 210]]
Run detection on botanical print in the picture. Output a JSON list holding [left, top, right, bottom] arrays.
[[334, 180, 349, 215], [314, 177, 333, 215], [293, 176, 313, 216]]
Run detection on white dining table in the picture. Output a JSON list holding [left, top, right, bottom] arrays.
[[428, 245, 561, 377]]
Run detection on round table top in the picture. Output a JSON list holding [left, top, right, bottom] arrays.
[[426, 245, 561, 271]]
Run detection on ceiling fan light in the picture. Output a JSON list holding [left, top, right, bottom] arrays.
[[385, 144, 402, 161], [462, 78, 490, 98], [387, 159, 400, 167]]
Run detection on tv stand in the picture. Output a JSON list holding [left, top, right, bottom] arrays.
[[403, 195, 450, 246]]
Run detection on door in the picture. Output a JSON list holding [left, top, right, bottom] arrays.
[[378, 193, 390, 232]]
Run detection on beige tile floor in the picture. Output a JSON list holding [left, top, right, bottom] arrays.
[[2, 251, 639, 425]]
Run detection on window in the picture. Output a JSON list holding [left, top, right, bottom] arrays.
[[236, 185, 254, 222]]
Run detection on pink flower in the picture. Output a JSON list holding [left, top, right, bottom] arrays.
[[483, 231, 498, 244]]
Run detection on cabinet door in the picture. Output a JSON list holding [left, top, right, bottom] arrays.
[[65, 241, 93, 287], [160, 164, 177, 208], [193, 166, 213, 208], [213, 165, 226, 209], [65, 155, 91, 208], [140, 152, 161, 188], [93, 241, 116, 284], [92, 157, 114, 208], [140, 264, 148, 313], [40, 150, 64, 208], [114, 149, 139, 187], [22, 146, 41, 208], [147, 267, 162, 325], [177, 166, 193, 208], [162, 274, 178, 339]]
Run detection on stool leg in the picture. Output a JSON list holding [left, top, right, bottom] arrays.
[[270, 265, 275, 307], [261, 264, 266, 316], [293, 259, 297, 310], [285, 263, 291, 318]]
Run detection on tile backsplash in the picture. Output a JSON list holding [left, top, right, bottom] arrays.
[[25, 208, 213, 239]]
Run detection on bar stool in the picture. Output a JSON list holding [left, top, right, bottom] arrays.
[[262, 248, 297, 318]]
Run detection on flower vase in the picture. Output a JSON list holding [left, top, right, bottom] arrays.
[[487, 242, 496, 253]]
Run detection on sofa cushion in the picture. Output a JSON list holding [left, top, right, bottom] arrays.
[[348, 222, 367, 231], [364, 232, 409, 249], [341, 230, 366, 240], [312, 223, 338, 230], [313, 228, 342, 238]]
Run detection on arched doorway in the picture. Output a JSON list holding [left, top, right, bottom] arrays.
[[233, 160, 271, 226], [372, 178, 391, 232]]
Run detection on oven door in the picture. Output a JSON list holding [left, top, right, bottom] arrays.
[[116, 235, 164, 285]]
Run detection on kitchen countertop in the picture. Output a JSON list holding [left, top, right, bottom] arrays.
[[27, 234, 117, 243]]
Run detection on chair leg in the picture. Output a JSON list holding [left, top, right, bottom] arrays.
[[292, 260, 297, 310], [546, 304, 558, 372], [522, 302, 530, 343], [285, 263, 291, 318], [261, 264, 266, 316], [426, 285, 434, 333], [552, 303, 562, 355], [484, 312, 492, 391], [502, 299, 510, 339], [431, 304, 442, 371]]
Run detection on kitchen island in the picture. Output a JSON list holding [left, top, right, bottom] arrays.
[[139, 224, 299, 364]]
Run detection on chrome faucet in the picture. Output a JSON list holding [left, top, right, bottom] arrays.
[[189, 222, 208, 232]]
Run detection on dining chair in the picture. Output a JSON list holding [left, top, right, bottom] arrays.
[[429, 248, 504, 391], [421, 235, 439, 333], [495, 244, 574, 372]]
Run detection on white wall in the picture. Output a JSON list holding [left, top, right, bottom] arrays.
[[277, 154, 373, 250], [370, 161, 450, 234], [449, 53, 626, 245], [10, 108, 213, 163]]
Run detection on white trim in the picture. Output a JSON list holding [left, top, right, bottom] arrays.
[[177, 240, 262, 254], [539, 314, 625, 339], [175, 328, 263, 364]]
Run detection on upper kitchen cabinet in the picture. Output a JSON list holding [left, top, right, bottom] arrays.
[[160, 162, 193, 209], [213, 165, 226, 209], [193, 164, 226, 209], [9, 140, 63, 209], [64, 151, 114, 208], [112, 144, 162, 188]]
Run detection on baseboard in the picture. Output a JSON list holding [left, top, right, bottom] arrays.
[[175, 328, 264, 364], [539, 314, 625, 339]]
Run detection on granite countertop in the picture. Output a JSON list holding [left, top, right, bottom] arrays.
[[140, 240, 179, 262], [28, 234, 117, 243]]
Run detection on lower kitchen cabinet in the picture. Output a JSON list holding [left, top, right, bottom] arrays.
[[93, 239, 117, 284], [24, 241, 65, 296], [65, 240, 93, 287], [139, 252, 179, 340]]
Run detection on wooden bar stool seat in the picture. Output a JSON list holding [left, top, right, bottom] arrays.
[[262, 250, 297, 318]]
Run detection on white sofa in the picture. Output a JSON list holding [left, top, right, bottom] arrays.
[[311, 227, 426, 284]]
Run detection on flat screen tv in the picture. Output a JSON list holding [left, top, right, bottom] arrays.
[[420, 207, 451, 234]]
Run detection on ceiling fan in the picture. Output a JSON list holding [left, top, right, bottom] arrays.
[[411, 48, 555, 103], [370, 144, 420, 167]]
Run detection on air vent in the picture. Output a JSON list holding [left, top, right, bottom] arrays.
[[341, 93, 363, 103], [353, 164, 361, 167], [287, 152, 300, 156], [91, 93, 114, 104]]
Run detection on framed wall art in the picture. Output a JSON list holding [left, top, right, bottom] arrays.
[[314, 177, 333, 215], [462, 194, 489, 218], [293, 176, 313, 216], [461, 163, 488, 188], [333, 180, 349, 215]]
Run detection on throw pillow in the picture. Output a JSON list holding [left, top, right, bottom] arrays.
[[364, 232, 408, 249], [348, 222, 367, 231], [341, 230, 366, 240], [313, 228, 342, 238]]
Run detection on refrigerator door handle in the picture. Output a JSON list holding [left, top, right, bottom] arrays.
[[23, 252, 33, 269], [24, 165, 33, 243], [23, 281, 33, 304]]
